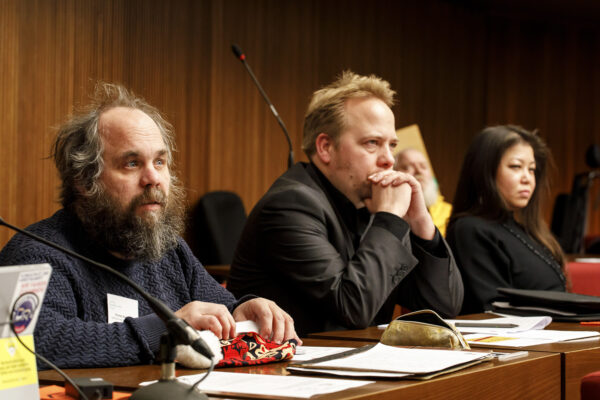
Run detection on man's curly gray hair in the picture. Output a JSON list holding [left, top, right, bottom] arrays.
[[52, 82, 175, 207]]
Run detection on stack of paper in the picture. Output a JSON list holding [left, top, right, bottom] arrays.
[[288, 343, 492, 379], [445, 316, 552, 334], [140, 371, 373, 399], [292, 346, 354, 362], [445, 316, 600, 347], [464, 330, 600, 347]]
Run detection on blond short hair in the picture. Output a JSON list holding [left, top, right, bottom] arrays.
[[302, 71, 395, 158]]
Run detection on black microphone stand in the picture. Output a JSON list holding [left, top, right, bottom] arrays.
[[0, 217, 211, 400], [232, 44, 295, 169], [131, 329, 210, 400]]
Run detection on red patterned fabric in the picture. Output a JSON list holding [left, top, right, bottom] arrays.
[[216, 332, 297, 367]]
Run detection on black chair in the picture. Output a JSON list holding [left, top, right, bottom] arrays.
[[189, 191, 247, 267], [551, 176, 590, 254], [551, 145, 600, 254]]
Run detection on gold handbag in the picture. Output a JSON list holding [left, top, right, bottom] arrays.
[[380, 309, 470, 349]]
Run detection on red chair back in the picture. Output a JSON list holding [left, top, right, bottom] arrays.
[[582, 371, 600, 400], [566, 261, 600, 296]]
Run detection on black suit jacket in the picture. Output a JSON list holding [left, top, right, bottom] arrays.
[[447, 215, 566, 314], [229, 163, 463, 335]]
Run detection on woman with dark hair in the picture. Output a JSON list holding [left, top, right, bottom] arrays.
[[447, 125, 566, 314]]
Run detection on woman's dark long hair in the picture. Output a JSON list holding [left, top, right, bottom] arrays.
[[449, 125, 565, 266]]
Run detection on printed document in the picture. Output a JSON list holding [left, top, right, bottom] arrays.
[[295, 343, 491, 374], [465, 329, 600, 347], [292, 346, 353, 362], [445, 315, 552, 334], [141, 371, 373, 399]]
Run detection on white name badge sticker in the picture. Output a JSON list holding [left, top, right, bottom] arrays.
[[107, 293, 139, 323]]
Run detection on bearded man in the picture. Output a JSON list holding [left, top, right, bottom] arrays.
[[394, 148, 452, 236], [0, 83, 298, 369]]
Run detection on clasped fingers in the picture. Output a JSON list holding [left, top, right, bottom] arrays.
[[369, 170, 416, 187]]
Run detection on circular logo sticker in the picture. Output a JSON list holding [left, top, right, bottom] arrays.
[[11, 292, 39, 334]]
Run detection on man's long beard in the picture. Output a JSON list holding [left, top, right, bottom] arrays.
[[74, 181, 185, 261], [419, 176, 439, 208]]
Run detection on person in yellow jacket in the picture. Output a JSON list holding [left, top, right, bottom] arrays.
[[394, 148, 452, 236]]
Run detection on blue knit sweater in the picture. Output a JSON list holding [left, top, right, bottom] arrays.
[[0, 209, 241, 369]]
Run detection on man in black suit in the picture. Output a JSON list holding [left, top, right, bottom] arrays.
[[228, 71, 463, 336]]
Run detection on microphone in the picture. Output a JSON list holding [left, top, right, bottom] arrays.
[[586, 144, 600, 169], [231, 44, 294, 169], [0, 216, 212, 400]]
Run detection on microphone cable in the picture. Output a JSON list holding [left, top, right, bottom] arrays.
[[0, 216, 215, 360], [0, 216, 216, 399], [190, 357, 215, 392]]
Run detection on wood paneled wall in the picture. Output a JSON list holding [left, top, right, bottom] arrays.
[[1, 0, 599, 249], [485, 16, 600, 222]]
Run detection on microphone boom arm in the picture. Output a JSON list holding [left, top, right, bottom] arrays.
[[232, 44, 294, 169], [0, 216, 213, 359]]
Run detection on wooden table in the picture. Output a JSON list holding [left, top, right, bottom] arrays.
[[39, 338, 560, 400], [308, 316, 600, 400], [509, 321, 600, 400]]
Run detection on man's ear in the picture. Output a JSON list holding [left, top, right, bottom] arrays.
[[314, 133, 334, 164], [74, 183, 85, 196], [74, 180, 91, 198]]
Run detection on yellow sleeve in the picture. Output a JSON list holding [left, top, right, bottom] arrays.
[[429, 195, 452, 236]]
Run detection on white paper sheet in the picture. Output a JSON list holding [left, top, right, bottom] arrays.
[[307, 343, 490, 374], [575, 258, 600, 263], [445, 316, 552, 334], [235, 320, 260, 334], [465, 329, 600, 347], [140, 371, 373, 399], [287, 366, 410, 378], [292, 346, 353, 362]]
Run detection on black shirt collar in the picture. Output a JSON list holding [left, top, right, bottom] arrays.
[[307, 163, 371, 246]]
